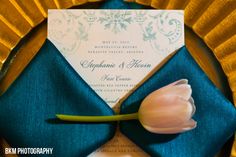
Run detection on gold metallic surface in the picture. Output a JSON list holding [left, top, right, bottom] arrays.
[[204, 10, 236, 49], [53, 0, 74, 9], [0, 0, 32, 37], [165, 0, 189, 9], [184, 0, 214, 27], [0, 22, 47, 95], [33, 0, 58, 17], [148, 0, 168, 9], [0, 43, 10, 70], [192, 0, 236, 38], [0, 20, 21, 49], [9, 0, 45, 27], [0, 0, 236, 156]]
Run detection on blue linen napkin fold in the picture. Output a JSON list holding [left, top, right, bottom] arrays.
[[0, 40, 116, 157], [120, 46, 236, 157], [0, 40, 235, 157]]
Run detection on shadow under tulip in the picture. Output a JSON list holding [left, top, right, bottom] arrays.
[[46, 118, 117, 125], [46, 117, 178, 145]]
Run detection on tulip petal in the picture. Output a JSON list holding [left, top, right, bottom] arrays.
[[155, 79, 188, 92], [148, 82, 192, 101], [189, 97, 196, 117], [167, 79, 188, 87], [166, 84, 192, 100], [189, 97, 194, 104], [175, 79, 188, 85], [139, 95, 194, 128], [142, 119, 197, 134]]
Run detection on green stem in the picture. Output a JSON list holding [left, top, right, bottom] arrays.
[[56, 113, 139, 122]]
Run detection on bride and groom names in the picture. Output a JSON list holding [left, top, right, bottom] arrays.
[[80, 59, 152, 82], [80, 59, 151, 71]]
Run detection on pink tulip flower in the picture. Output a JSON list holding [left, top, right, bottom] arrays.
[[56, 79, 197, 134], [139, 79, 197, 134]]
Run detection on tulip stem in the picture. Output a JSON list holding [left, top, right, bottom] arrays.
[[56, 113, 139, 122]]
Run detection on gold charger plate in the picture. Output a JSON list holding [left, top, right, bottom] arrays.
[[0, 0, 235, 157]]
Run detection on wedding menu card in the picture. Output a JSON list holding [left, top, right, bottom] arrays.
[[48, 9, 184, 157]]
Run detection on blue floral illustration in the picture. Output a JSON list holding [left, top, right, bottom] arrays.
[[98, 11, 132, 33], [83, 11, 97, 25], [134, 11, 147, 23], [155, 12, 182, 44], [143, 22, 156, 41]]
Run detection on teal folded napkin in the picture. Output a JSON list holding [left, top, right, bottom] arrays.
[[120, 46, 236, 157], [0, 40, 116, 157]]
